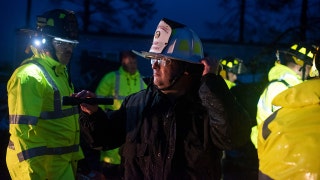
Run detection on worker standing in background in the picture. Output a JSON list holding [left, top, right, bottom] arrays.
[[218, 56, 247, 89], [258, 45, 320, 179], [217, 56, 258, 180], [78, 50, 147, 179], [251, 42, 315, 149]]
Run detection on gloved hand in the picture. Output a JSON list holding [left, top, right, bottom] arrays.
[[201, 57, 220, 76], [72, 90, 99, 115]]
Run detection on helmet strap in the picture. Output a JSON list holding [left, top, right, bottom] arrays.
[[157, 63, 186, 91], [157, 71, 185, 91], [299, 64, 307, 81]]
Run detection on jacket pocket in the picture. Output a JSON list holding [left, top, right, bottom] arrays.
[[136, 143, 153, 177]]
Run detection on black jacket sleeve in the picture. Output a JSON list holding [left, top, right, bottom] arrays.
[[79, 107, 126, 150], [199, 73, 251, 149]]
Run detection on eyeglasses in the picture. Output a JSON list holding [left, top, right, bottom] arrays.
[[53, 37, 78, 48], [53, 40, 78, 48], [151, 58, 172, 67]]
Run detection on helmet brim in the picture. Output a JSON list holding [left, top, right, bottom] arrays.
[[132, 50, 202, 64], [19, 28, 79, 44]]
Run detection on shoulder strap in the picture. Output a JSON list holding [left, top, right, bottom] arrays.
[[114, 70, 120, 99], [268, 79, 290, 87], [267, 79, 290, 112]]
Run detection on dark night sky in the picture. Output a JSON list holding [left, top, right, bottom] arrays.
[[0, 0, 222, 64], [1, 0, 318, 78]]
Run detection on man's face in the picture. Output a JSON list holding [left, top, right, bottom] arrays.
[[151, 58, 182, 90], [52, 39, 76, 65], [122, 56, 137, 75]]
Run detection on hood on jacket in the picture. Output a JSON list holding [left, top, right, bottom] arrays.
[[272, 79, 320, 108]]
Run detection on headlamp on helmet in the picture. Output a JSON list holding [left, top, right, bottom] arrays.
[[33, 37, 47, 48]]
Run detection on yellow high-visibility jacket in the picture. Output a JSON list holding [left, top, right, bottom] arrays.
[[6, 56, 83, 180], [258, 78, 320, 179], [95, 66, 146, 164], [251, 63, 303, 148]]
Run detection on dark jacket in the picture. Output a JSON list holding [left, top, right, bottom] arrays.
[[81, 74, 251, 180]]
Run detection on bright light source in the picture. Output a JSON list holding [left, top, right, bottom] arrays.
[[33, 38, 46, 47], [34, 39, 41, 46]]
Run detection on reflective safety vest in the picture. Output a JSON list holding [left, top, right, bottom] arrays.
[[95, 66, 146, 164], [258, 79, 320, 179], [251, 63, 303, 148], [6, 56, 83, 179], [96, 66, 146, 111], [223, 79, 236, 89]]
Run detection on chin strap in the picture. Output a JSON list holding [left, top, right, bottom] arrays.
[[157, 70, 185, 91], [299, 64, 307, 81]]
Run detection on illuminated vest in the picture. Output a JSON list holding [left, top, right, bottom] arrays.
[[95, 66, 146, 164], [96, 67, 146, 111]]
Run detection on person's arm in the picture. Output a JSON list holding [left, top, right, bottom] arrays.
[[7, 65, 46, 144], [75, 90, 126, 150], [79, 107, 126, 150], [199, 73, 251, 149]]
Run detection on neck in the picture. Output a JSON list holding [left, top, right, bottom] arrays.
[[161, 88, 186, 100]]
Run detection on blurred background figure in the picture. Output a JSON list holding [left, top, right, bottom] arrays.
[[258, 45, 320, 179], [218, 56, 258, 180], [251, 42, 315, 149], [96, 50, 147, 111], [78, 50, 147, 180], [96, 50, 147, 179], [219, 56, 247, 89]]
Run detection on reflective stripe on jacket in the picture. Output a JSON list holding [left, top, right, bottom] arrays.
[[96, 66, 146, 111]]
